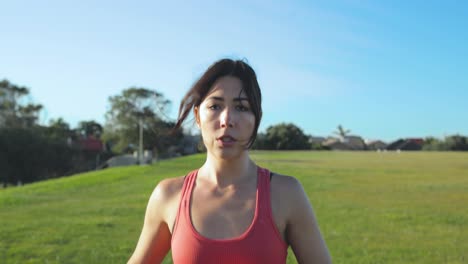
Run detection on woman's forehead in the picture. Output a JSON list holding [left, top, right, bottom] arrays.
[[205, 76, 247, 99]]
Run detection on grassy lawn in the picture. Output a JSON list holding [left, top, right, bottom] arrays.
[[1, 151, 467, 263]]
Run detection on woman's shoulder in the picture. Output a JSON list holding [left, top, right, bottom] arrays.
[[147, 170, 197, 212], [269, 171, 305, 194], [269, 171, 311, 212], [150, 175, 186, 203]]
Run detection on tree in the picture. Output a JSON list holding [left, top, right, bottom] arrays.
[[46, 118, 72, 142], [422, 136, 446, 151], [0, 79, 43, 128], [423, 135, 468, 151], [264, 123, 310, 150], [102, 87, 182, 156], [251, 132, 267, 149], [76, 120, 103, 138], [445, 135, 468, 151], [0, 126, 77, 186], [333, 124, 351, 140]]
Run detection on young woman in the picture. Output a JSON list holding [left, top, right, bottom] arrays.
[[128, 59, 331, 264]]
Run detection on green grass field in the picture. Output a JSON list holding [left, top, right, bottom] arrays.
[[1, 151, 467, 263]]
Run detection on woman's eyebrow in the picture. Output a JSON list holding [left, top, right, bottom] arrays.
[[206, 96, 224, 101], [233, 97, 249, 102], [206, 96, 249, 102]]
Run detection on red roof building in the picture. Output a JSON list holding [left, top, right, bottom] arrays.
[[78, 137, 103, 152]]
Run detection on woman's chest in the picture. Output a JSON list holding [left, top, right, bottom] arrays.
[[190, 188, 257, 239]]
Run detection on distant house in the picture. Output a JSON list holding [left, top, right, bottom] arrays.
[[322, 137, 352, 150], [309, 136, 326, 144], [102, 154, 138, 168], [343, 135, 366, 150], [309, 136, 326, 145], [78, 136, 103, 152], [321, 135, 366, 150], [366, 140, 388, 151], [387, 138, 424, 151]]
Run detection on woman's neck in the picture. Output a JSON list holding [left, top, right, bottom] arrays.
[[199, 152, 257, 188]]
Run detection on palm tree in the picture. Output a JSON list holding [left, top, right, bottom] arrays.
[[333, 125, 351, 141]]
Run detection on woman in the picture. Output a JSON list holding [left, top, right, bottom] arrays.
[[128, 59, 331, 263]]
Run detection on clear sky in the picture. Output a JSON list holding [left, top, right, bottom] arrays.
[[1, 0, 467, 142]]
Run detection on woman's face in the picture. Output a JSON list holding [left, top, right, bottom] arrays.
[[195, 76, 255, 160]]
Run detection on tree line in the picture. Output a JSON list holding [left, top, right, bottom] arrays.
[[0, 78, 320, 186], [0, 79, 183, 187], [1, 79, 467, 187], [422, 135, 468, 151]]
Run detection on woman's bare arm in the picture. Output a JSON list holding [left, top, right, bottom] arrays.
[[285, 177, 332, 263], [127, 178, 182, 264]]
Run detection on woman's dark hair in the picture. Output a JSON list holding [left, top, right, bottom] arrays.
[[174, 58, 262, 148]]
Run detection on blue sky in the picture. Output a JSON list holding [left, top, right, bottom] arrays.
[[1, 0, 467, 142]]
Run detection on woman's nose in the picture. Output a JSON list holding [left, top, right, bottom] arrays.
[[220, 108, 234, 128]]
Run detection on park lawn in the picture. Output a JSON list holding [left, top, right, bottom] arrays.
[[1, 151, 467, 263]]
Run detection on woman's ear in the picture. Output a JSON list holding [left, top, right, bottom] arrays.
[[194, 107, 200, 128]]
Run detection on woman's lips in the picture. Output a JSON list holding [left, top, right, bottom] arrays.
[[217, 135, 236, 147]]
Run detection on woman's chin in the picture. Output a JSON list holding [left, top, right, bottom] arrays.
[[211, 147, 245, 160]]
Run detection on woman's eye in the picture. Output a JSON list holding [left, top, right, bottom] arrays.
[[208, 105, 220, 110], [236, 105, 249, 112]]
